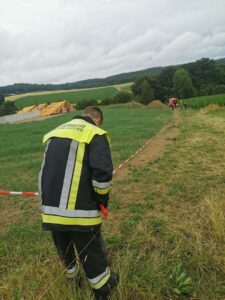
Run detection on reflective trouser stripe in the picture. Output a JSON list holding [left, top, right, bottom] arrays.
[[67, 143, 85, 210], [42, 214, 102, 226], [66, 266, 77, 279], [67, 266, 77, 274], [89, 267, 111, 289], [94, 187, 110, 195], [59, 140, 78, 209]]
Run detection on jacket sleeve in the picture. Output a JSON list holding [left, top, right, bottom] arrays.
[[88, 134, 113, 204]]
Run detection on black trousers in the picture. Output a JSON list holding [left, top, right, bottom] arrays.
[[51, 230, 109, 288]]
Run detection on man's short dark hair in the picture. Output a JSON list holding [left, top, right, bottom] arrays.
[[83, 106, 103, 124]]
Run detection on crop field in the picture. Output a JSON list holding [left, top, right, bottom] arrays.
[[181, 93, 225, 109], [115, 83, 132, 93], [14, 86, 118, 109], [0, 106, 225, 299]]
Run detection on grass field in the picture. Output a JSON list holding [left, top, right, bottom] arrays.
[[1, 107, 225, 299], [0, 108, 171, 192], [13, 86, 118, 109], [6, 83, 133, 103], [115, 83, 132, 93], [182, 93, 225, 109]]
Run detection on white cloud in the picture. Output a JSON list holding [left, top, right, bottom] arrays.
[[0, 0, 225, 85]]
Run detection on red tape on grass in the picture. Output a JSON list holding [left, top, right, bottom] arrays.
[[0, 191, 38, 196]]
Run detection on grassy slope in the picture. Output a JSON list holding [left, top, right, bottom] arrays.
[[1, 108, 225, 299], [14, 86, 118, 109], [105, 109, 225, 299], [0, 108, 172, 299]]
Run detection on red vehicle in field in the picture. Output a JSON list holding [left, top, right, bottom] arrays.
[[169, 97, 178, 110]]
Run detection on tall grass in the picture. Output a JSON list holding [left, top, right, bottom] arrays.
[[182, 93, 225, 109]]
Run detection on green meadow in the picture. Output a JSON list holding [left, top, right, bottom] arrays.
[[15, 87, 118, 109], [0, 106, 225, 299]]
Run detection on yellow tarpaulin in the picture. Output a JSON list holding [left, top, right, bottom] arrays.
[[17, 105, 38, 113], [41, 100, 75, 117], [38, 103, 48, 110]]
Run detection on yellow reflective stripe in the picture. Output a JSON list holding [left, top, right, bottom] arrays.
[[90, 271, 111, 290], [94, 187, 109, 195], [43, 119, 110, 144], [42, 214, 102, 226], [67, 143, 85, 210]]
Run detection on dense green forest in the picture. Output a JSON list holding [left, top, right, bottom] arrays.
[[1, 57, 224, 96], [131, 58, 225, 101]]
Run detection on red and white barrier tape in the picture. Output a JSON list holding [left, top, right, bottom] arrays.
[[0, 190, 39, 196], [113, 139, 151, 174]]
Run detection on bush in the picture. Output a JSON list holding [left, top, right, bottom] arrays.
[[0, 93, 4, 106], [75, 99, 98, 110], [0, 101, 17, 116], [101, 97, 113, 106], [112, 91, 132, 104]]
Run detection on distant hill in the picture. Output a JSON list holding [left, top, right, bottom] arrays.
[[0, 57, 224, 95], [0, 67, 161, 96], [216, 57, 225, 65]]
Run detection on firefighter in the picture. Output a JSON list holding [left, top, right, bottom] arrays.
[[38, 106, 118, 300]]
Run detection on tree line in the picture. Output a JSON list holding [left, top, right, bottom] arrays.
[[131, 58, 225, 104], [1, 57, 225, 116], [1, 57, 224, 96]]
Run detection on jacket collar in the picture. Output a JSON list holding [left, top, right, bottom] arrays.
[[72, 115, 95, 126]]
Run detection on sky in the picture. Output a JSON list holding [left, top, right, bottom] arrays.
[[0, 0, 225, 86]]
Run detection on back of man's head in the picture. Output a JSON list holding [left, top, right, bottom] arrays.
[[83, 106, 103, 127]]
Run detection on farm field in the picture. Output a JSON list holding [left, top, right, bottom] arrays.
[[13, 86, 118, 109], [6, 82, 133, 109], [0, 107, 225, 299], [114, 82, 132, 93], [6, 83, 133, 102], [182, 93, 225, 109]]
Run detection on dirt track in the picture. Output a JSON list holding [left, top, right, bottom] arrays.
[[113, 111, 181, 180]]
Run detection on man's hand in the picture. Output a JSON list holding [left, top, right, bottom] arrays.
[[93, 192, 109, 210]]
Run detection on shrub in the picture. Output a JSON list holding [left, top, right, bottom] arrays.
[[0, 101, 17, 116], [75, 99, 98, 110], [0, 93, 4, 106], [112, 91, 132, 104], [101, 97, 113, 106]]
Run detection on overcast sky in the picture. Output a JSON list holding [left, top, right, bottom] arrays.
[[0, 0, 225, 86]]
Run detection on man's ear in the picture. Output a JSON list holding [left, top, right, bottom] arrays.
[[94, 118, 101, 127]]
